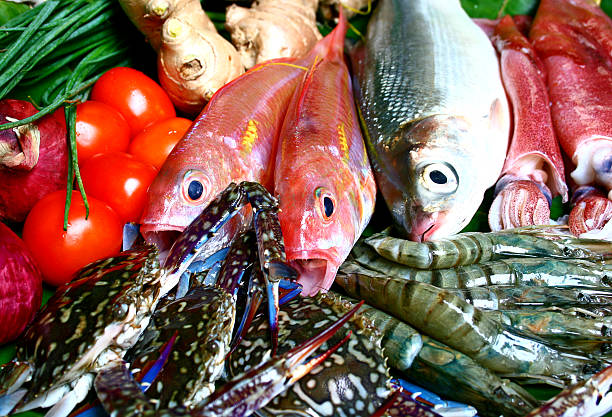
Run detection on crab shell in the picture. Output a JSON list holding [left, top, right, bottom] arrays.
[[228, 292, 391, 416], [10, 246, 161, 411]]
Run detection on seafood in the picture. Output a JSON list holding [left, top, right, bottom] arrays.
[[350, 242, 612, 289], [350, 0, 510, 241], [228, 293, 392, 416], [141, 23, 345, 253], [122, 231, 256, 408], [524, 364, 612, 416], [332, 291, 537, 417], [93, 302, 362, 417], [488, 15, 568, 230], [569, 185, 612, 239], [335, 268, 602, 383], [372, 390, 443, 417], [0, 181, 295, 417], [363, 228, 610, 270], [485, 309, 612, 355], [273, 11, 376, 296], [530, 0, 612, 236]]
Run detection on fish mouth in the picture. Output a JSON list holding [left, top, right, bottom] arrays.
[[287, 249, 340, 297], [407, 212, 438, 242], [140, 224, 184, 261]]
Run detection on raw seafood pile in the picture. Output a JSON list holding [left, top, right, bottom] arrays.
[[142, 13, 375, 296]]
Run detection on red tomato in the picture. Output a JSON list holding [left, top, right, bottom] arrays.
[[22, 190, 123, 287], [128, 117, 192, 169], [76, 101, 130, 163], [80, 152, 158, 223], [91, 67, 176, 136]]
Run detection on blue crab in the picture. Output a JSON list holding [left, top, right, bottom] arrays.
[[0, 181, 296, 417]]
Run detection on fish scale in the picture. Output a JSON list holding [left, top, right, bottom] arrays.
[[351, 0, 510, 241]]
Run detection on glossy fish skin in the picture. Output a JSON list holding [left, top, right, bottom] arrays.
[[140, 57, 311, 247], [351, 0, 510, 241], [273, 13, 376, 296]]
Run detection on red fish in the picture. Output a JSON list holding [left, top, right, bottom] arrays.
[[530, 0, 612, 236], [140, 55, 321, 251], [488, 15, 568, 231], [273, 13, 376, 296]]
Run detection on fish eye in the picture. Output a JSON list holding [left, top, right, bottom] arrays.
[[420, 163, 458, 194], [181, 170, 209, 205], [315, 187, 336, 221]]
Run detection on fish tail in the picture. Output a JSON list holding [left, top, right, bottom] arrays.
[[310, 8, 348, 62]]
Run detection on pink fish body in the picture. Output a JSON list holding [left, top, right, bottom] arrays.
[[141, 57, 313, 247], [488, 15, 568, 230], [273, 15, 376, 296]]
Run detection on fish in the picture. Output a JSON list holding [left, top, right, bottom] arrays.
[[273, 12, 376, 296], [139, 57, 304, 253], [350, 0, 510, 241]]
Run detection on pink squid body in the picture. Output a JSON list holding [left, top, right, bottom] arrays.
[[488, 15, 568, 231], [273, 15, 376, 296], [530, 0, 612, 197]]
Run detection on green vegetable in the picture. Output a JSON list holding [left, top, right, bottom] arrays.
[[0, 1, 28, 25]]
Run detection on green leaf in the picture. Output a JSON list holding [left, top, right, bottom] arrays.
[[461, 0, 539, 18], [502, 0, 539, 16], [0, 0, 28, 25], [603, 0, 612, 18], [461, 0, 505, 19]]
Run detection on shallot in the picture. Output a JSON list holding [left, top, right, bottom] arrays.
[[0, 222, 42, 344]]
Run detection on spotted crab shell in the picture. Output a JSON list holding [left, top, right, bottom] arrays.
[[228, 293, 391, 416]]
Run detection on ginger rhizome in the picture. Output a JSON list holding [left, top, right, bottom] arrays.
[[119, 0, 244, 114], [225, 0, 322, 69]]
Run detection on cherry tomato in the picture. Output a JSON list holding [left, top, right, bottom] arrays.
[[75, 100, 131, 163], [80, 152, 158, 223], [22, 190, 123, 287], [91, 67, 176, 136], [128, 117, 192, 169]]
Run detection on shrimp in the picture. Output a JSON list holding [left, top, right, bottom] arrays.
[[335, 268, 602, 383], [365, 227, 611, 270]]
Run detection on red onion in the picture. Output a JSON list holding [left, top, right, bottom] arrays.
[[0, 99, 68, 223], [0, 221, 42, 343]]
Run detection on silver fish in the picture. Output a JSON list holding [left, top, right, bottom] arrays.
[[351, 0, 510, 241]]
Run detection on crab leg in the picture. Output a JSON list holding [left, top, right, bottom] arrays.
[[371, 389, 444, 417], [525, 364, 612, 416], [93, 302, 362, 417], [161, 181, 298, 355], [487, 15, 568, 231], [530, 0, 612, 236]]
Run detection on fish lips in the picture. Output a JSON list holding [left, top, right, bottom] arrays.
[[403, 208, 441, 242], [286, 248, 342, 297], [140, 223, 183, 261]]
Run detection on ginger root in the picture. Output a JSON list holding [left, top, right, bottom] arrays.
[[118, 0, 244, 114], [225, 0, 322, 69], [319, 0, 371, 20]]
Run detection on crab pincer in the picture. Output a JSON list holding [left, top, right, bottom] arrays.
[[162, 181, 298, 355], [93, 302, 364, 417]]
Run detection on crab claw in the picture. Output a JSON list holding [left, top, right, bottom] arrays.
[[199, 300, 363, 417], [568, 187, 612, 239], [95, 301, 363, 417], [488, 179, 552, 231]]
